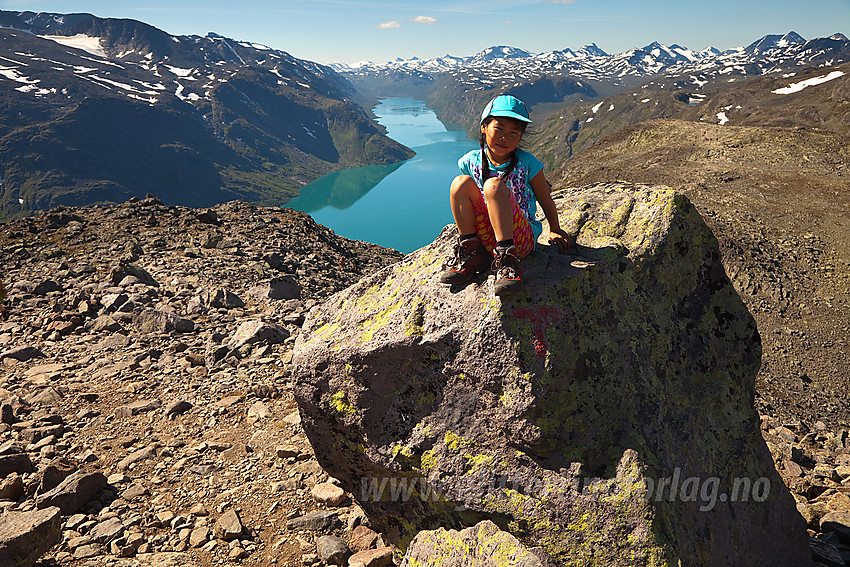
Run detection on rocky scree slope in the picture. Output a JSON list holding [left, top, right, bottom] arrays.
[[531, 59, 850, 169], [0, 196, 409, 566], [0, 10, 413, 221]]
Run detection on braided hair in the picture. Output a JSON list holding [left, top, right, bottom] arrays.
[[479, 116, 523, 184]]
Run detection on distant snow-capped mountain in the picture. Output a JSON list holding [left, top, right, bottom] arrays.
[[578, 43, 608, 58], [474, 45, 532, 60], [335, 31, 850, 94], [744, 31, 806, 54]]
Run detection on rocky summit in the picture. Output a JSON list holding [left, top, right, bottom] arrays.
[[293, 182, 809, 566], [0, 192, 848, 566]]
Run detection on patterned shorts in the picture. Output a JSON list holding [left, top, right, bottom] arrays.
[[471, 190, 534, 258]]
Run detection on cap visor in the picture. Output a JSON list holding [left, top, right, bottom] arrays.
[[489, 111, 532, 123]]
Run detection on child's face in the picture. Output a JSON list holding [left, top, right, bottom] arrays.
[[481, 117, 524, 162]]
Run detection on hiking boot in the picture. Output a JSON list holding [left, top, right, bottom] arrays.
[[440, 237, 488, 285], [492, 246, 523, 296]]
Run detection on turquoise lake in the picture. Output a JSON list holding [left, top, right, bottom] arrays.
[[285, 98, 477, 253]]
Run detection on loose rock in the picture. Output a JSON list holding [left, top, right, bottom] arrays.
[[310, 482, 346, 507], [214, 509, 244, 542], [0, 507, 62, 567], [315, 535, 350, 565], [285, 510, 339, 531], [35, 471, 107, 515]]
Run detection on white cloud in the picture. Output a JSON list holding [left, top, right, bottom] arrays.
[[410, 15, 437, 24], [548, 0, 576, 3], [377, 20, 400, 29]]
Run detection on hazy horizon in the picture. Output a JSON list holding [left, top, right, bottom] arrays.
[[0, 1, 847, 65]]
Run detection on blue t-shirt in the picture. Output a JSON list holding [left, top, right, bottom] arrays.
[[458, 147, 544, 241]]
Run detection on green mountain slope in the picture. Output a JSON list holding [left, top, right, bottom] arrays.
[[0, 13, 414, 220]]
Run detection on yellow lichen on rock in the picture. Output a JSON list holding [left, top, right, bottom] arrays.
[[444, 431, 470, 451], [399, 520, 546, 567], [330, 390, 356, 416], [360, 299, 404, 341]]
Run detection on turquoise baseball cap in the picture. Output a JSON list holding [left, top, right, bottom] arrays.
[[480, 94, 531, 124]]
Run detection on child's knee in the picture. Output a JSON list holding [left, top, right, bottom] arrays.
[[450, 175, 477, 197], [482, 177, 507, 199], [451, 175, 473, 187]]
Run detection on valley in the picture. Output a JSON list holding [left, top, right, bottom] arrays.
[[0, 11, 413, 221]]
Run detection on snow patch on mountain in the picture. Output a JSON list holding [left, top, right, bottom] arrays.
[[0, 65, 35, 84], [165, 65, 194, 77], [771, 70, 845, 94], [40, 34, 106, 58]]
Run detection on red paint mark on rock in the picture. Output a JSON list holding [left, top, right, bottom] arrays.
[[513, 306, 564, 358]]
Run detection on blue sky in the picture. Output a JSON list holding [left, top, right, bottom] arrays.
[[1, 0, 848, 64]]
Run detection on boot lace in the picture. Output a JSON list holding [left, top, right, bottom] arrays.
[[492, 248, 519, 279], [444, 241, 477, 270]]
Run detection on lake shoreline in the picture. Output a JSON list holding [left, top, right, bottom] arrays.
[[286, 98, 477, 253]]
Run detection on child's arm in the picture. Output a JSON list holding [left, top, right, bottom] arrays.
[[530, 171, 570, 252]]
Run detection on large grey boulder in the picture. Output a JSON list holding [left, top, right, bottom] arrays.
[[0, 507, 62, 567], [292, 183, 809, 566]]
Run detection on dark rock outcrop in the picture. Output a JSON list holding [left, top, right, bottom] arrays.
[[293, 182, 810, 566]]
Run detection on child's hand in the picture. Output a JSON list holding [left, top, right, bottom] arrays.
[[548, 228, 571, 253]]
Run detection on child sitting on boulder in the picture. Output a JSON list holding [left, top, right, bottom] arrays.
[[440, 94, 570, 296]]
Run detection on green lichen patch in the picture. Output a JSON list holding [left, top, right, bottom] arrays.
[[404, 295, 426, 337], [330, 390, 356, 416], [444, 431, 474, 451], [304, 321, 340, 345], [360, 299, 404, 342], [465, 453, 496, 471], [420, 449, 437, 471]]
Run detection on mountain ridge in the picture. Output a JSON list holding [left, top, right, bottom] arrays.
[[336, 30, 850, 143], [331, 30, 843, 78], [0, 9, 414, 221]]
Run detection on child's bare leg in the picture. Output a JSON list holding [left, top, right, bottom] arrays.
[[449, 175, 481, 235], [482, 177, 514, 242], [442, 175, 489, 285]]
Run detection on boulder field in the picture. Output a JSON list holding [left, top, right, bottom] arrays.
[[293, 182, 810, 566]]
